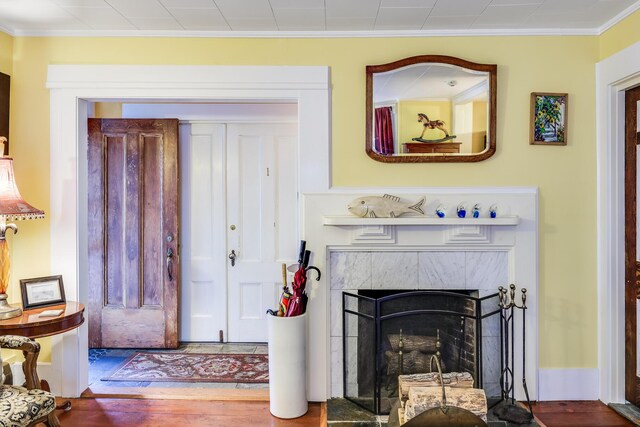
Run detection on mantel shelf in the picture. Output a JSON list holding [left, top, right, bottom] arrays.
[[322, 215, 519, 226]]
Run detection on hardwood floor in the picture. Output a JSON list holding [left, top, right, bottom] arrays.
[[49, 398, 323, 427], [34, 398, 633, 427], [533, 401, 634, 427]]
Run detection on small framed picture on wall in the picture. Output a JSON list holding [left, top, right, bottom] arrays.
[[530, 92, 568, 146]]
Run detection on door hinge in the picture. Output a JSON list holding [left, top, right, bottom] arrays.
[[267, 167, 270, 176]]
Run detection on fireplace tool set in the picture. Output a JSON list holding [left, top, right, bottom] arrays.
[[494, 284, 534, 424], [267, 240, 321, 317]]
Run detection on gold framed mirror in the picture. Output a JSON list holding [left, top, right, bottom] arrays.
[[366, 55, 497, 163]]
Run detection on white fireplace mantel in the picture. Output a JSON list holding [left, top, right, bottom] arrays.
[[323, 216, 519, 226], [302, 188, 538, 402]]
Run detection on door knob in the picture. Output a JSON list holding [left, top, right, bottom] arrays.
[[228, 250, 237, 267]]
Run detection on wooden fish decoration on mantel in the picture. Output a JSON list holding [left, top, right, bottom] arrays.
[[347, 194, 425, 218]]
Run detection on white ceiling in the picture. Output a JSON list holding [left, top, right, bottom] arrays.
[[374, 63, 488, 102], [0, 0, 638, 36]]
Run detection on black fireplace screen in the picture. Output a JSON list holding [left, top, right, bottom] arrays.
[[342, 289, 501, 415]]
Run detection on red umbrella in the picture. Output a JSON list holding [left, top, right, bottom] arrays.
[[285, 249, 321, 317], [285, 266, 308, 317]]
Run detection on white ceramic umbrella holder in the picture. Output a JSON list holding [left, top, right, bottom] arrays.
[[267, 312, 308, 419]]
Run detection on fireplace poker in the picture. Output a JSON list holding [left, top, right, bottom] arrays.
[[521, 289, 533, 417]]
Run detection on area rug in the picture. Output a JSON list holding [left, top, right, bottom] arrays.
[[103, 352, 269, 383]]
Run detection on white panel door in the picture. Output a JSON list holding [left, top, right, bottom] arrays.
[[180, 123, 227, 341], [226, 123, 298, 342]]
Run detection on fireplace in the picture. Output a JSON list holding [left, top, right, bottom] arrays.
[[301, 189, 537, 402], [342, 289, 500, 414]]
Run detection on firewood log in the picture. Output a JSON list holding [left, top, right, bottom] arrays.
[[385, 350, 445, 376], [387, 334, 437, 352], [398, 372, 474, 403], [404, 386, 487, 423]]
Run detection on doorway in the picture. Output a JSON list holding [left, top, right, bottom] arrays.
[[85, 105, 299, 392], [47, 64, 330, 399]]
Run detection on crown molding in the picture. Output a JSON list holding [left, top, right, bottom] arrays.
[[0, 24, 15, 37], [598, 0, 640, 34], [9, 27, 599, 38]]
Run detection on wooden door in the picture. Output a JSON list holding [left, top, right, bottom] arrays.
[[625, 86, 640, 404], [226, 123, 298, 342], [88, 119, 179, 349]]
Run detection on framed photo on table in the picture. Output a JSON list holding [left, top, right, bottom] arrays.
[[20, 275, 66, 310]]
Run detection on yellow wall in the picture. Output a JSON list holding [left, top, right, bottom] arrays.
[[599, 9, 640, 60], [94, 102, 122, 118], [0, 32, 12, 75], [6, 35, 600, 370], [398, 100, 452, 146], [0, 31, 21, 364], [4, 31, 53, 362]]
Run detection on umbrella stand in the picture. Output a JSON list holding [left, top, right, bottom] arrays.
[[267, 312, 308, 418]]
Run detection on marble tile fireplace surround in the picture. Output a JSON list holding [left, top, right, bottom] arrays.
[[302, 188, 538, 403]]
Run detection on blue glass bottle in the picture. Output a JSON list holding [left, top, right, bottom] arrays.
[[457, 204, 466, 218], [472, 204, 480, 218], [436, 205, 446, 218]]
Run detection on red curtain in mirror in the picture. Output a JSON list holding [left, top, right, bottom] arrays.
[[374, 106, 394, 155]]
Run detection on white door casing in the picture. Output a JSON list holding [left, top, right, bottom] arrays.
[[227, 123, 298, 342], [47, 65, 330, 400]]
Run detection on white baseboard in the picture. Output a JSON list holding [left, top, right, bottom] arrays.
[[538, 368, 599, 401], [9, 362, 53, 389]]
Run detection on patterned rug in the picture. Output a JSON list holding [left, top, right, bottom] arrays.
[[104, 352, 269, 383]]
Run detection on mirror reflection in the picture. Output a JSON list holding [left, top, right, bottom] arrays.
[[366, 56, 496, 163]]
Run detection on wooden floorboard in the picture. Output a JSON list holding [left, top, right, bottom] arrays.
[[82, 385, 270, 401], [47, 398, 322, 427], [36, 397, 633, 427], [532, 401, 635, 427]]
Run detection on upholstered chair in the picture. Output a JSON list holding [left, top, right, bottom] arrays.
[[0, 336, 59, 427]]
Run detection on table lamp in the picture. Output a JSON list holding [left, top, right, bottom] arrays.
[[0, 145, 44, 319]]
